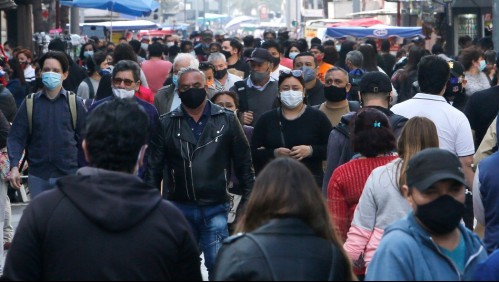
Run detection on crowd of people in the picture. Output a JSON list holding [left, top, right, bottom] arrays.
[[0, 29, 496, 280]]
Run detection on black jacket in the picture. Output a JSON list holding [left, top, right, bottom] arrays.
[[145, 101, 255, 206], [2, 167, 202, 281], [213, 217, 351, 281]]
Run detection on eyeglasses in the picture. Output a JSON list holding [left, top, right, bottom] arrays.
[[113, 78, 135, 87], [449, 77, 464, 84], [279, 69, 303, 78]]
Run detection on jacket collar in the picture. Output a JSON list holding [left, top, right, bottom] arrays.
[[253, 217, 317, 236], [168, 100, 226, 118]]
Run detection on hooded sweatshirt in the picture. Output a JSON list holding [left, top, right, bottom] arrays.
[[2, 167, 202, 281], [366, 213, 487, 281]]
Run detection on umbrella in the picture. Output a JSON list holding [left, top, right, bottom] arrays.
[[60, 0, 160, 36], [224, 16, 259, 31]]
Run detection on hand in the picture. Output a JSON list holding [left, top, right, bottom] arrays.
[[274, 147, 291, 158], [9, 167, 21, 189], [243, 111, 254, 125], [290, 145, 312, 161]]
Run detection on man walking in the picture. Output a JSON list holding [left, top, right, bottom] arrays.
[[146, 68, 255, 279]]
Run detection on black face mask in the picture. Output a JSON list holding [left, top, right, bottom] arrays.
[[324, 85, 347, 102], [444, 83, 463, 100], [179, 88, 207, 109], [272, 56, 280, 67], [221, 50, 232, 60], [214, 68, 228, 80], [414, 194, 465, 235]]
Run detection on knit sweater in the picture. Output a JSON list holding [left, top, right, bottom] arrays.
[[343, 158, 411, 274], [327, 155, 397, 242]]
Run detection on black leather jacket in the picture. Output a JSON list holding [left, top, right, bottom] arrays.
[[213, 217, 351, 281], [145, 101, 255, 206]]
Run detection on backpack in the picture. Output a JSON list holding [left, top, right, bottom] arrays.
[[348, 69, 365, 102], [26, 91, 77, 135], [82, 77, 95, 99], [233, 80, 249, 112]]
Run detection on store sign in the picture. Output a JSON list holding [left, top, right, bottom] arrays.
[[373, 29, 388, 37]]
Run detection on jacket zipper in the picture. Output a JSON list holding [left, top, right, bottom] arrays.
[[463, 245, 484, 270], [429, 238, 462, 280], [170, 169, 175, 193]]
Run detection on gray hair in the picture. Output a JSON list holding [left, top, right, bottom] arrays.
[[207, 52, 226, 64], [173, 53, 200, 69], [346, 50, 364, 68], [326, 67, 349, 81], [112, 60, 141, 82], [177, 67, 206, 84]]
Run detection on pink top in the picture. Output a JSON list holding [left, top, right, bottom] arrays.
[[141, 59, 173, 94]]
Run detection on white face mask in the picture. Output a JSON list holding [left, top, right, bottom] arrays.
[[166, 42, 174, 47], [280, 90, 304, 109], [289, 52, 299, 60], [113, 88, 135, 99]]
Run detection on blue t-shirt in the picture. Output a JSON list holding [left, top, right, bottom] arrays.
[[439, 231, 466, 273]]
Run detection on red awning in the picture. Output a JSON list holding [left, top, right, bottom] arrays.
[[327, 18, 384, 27]]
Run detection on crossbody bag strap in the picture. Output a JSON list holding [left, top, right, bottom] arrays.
[[245, 233, 278, 281]]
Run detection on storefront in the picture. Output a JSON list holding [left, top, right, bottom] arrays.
[[445, 0, 492, 56]]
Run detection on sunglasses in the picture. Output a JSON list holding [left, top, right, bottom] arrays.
[[113, 78, 136, 87], [279, 69, 303, 78]]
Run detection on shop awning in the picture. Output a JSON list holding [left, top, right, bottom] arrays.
[[0, 0, 17, 10]]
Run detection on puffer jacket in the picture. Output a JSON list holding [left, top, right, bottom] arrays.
[[145, 101, 255, 206]]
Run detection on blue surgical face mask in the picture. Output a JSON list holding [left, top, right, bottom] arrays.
[[172, 74, 179, 87], [479, 60, 487, 72], [42, 72, 62, 90], [289, 52, 299, 60], [83, 51, 94, 58], [336, 45, 341, 52], [98, 68, 111, 76]]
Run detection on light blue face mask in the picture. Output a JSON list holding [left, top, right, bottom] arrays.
[[83, 51, 94, 58], [336, 45, 341, 52], [42, 72, 62, 90], [172, 74, 179, 87], [289, 52, 299, 60], [479, 60, 487, 72]]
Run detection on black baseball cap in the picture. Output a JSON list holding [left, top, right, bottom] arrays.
[[247, 48, 274, 64], [359, 71, 392, 94], [447, 60, 464, 78], [406, 148, 465, 191]]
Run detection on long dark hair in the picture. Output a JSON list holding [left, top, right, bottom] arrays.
[[236, 158, 355, 280], [7, 58, 25, 85]]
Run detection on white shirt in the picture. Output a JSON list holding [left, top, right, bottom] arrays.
[[270, 64, 291, 81], [170, 90, 181, 111], [391, 93, 475, 157], [223, 73, 242, 91]]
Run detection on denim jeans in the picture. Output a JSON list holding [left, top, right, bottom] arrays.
[[174, 202, 229, 280], [28, 175, 58, 199]]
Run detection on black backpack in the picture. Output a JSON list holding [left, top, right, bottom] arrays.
[[348, 69, 365, 102]]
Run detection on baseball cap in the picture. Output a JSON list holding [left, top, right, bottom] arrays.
[[447, 60, 464, 78], [406, 148, 465, 191], [247, 48, 274, 64], [201, 30, 214, 39], [359, 71, 392, 93]]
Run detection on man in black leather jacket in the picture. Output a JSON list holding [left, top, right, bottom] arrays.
[[145, 67, 255, 279]]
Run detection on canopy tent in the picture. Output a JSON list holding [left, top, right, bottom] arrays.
[[224, 16, 259, 30], [80, 20, 160, 31], [325, 25, 422, 39]]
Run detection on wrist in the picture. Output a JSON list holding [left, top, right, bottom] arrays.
[[308, 145, 313, 157]]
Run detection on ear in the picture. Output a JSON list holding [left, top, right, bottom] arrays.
[[137, 145, 147, 168], [82, 139, 90, 163], [61, 71, 69, 81], [345, 82, 352, 93], [135, 80, 141, 91], [462, 79, 467, 88], [402, 185, 417, 210]]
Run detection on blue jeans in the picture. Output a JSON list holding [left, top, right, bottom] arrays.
[[28, 175, 58, 199], [174, 202, 229, 279]]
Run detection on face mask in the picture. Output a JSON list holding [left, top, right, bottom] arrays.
[[316, 54, 323, 62], [324, 85, 347, 102], [280, 90, 303, 109], [335, 45, 341, 52], [98, 68, 111, 76], [251, 69, 270, 84], [221, 50, 232, 60], [299, 66, 316, 83], [42, 72, 62, 90], [289, 52, 299, 60], [214, 68, 228, 80], [83, 51, 94, 58], [172, 74, 179, 87], [444, 83, 463, 100], [141, 43, 148, 50], [479, 60, 487, 71], [113, 88, 135, 99], [166, 42, 175, 47], [179, 88, 207, 109], [272, 56, 281, 67], [414, 194, 465, 235]]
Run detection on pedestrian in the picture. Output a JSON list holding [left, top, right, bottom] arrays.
[[328, 107, 397, 244], [7, 51, 87, 198], [344, 116, 438, 276], [293, 52, 325, 106], [251, 69, 331, 186], [213, 157, 356, 281], [391, 45, 426, 103], [310, 44, 333, 84], [207, 52, 241, 93], [459, 46, 490, 96], [366, 148, 488, 281], [77, 51, 109, 101], [2, 99, 203, 280], [221, 38, 249, 78], [261, 40, 291, 81], [141, 42, 173, 95], [145, 67, 255, 279]]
